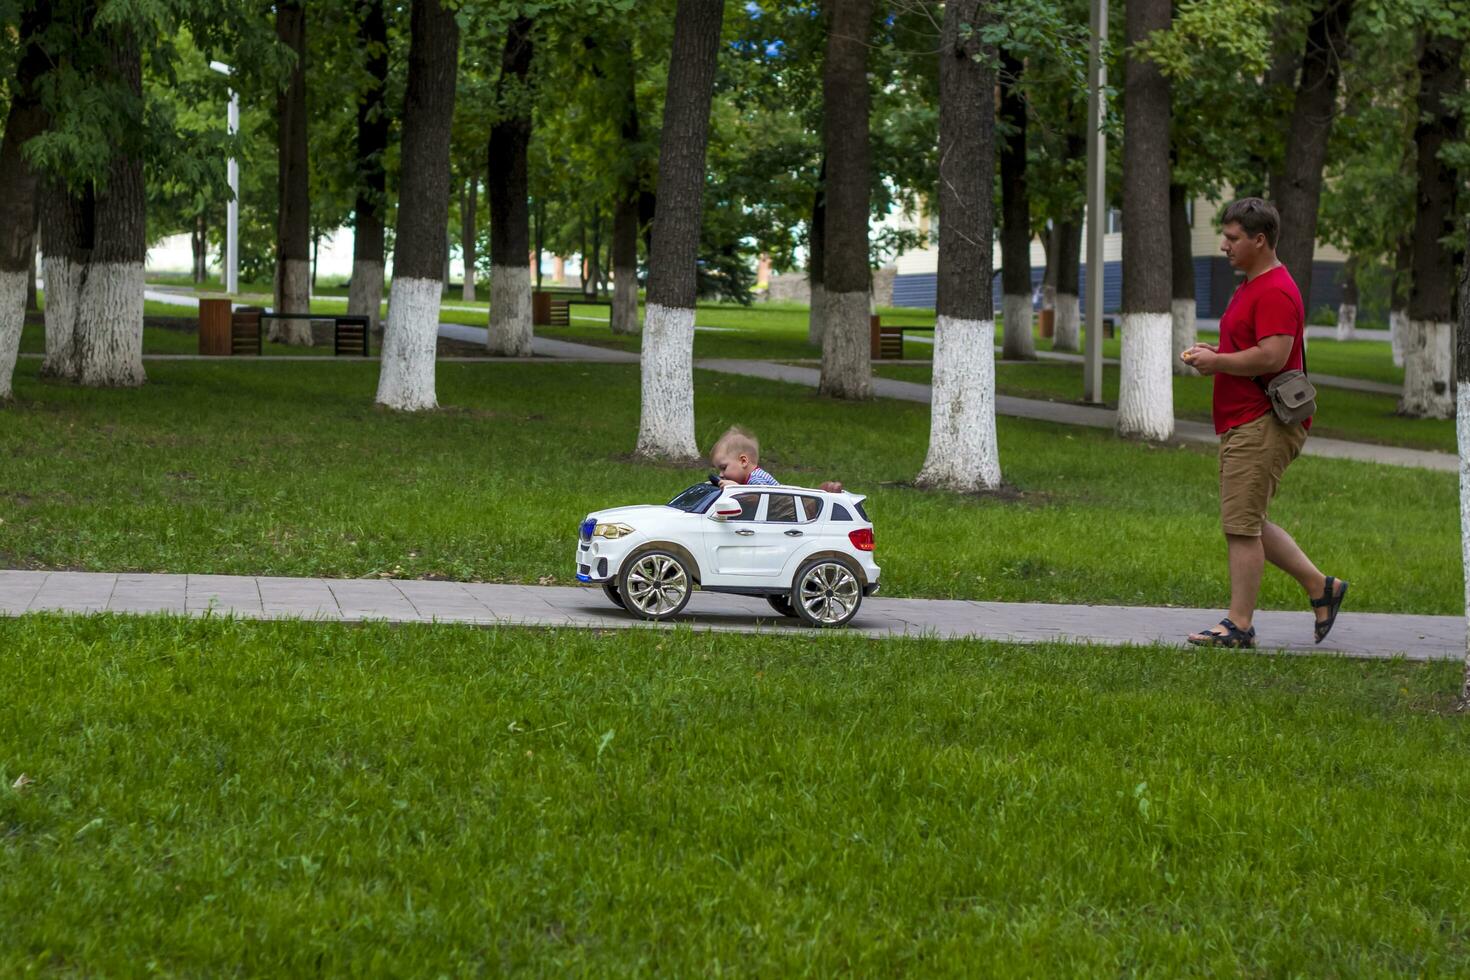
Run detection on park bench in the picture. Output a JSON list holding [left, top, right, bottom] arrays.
[[532, 291, 571, 327], [869, 316, 933, 360], [197, 298, 371, 356]]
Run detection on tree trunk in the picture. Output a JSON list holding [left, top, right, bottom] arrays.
[[1052, 212, 1083, 352], [999, 49, 1035, 361], [586, 213, 601, 299], [1271, 0, 1353, 314], [486, 16, 534, 356], [818, 0, 875, 400], [1390, 232, 1411, 367], [1336, 256, 1358, 341], [0, 2, 51, 401], [25, 233, 38, 313], [461, 176, 477, 302], [635, 0, 724, 459], [1400, 32, 1463, 420], [348, 0, 389, 335], [191, 215, 207, 283], [1456, 216, 1470, 711], [611, 47, 641, 335], [534, 198, 544, 291], [272, 1, 312, 344], [1040, 223, 1058, 315], [1117, 0, 1173, 441], [374, 0, 459, 411], [917, 0, 1000, 492], [808, 156, 826, 345], [1169, 183, 1197, 376]]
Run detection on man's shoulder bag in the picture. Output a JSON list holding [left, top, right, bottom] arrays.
[[1255, 340, 1316, 426]]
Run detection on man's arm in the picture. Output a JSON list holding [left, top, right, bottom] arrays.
[[1183, 334, 1292, 376]]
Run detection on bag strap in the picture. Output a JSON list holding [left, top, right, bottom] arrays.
[[1252, 325, 1308, 389]]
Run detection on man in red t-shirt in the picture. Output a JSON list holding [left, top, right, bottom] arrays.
[[1178, 198, 1347, 649]]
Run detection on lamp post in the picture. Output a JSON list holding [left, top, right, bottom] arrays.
[[1082, 0, 1107, 404], [209, 61, 239, 296]]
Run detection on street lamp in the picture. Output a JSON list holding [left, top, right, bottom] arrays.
[[209, 60, 239, 296]]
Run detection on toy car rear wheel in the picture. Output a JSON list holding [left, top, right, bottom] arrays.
[[791, 557, 863, 628], [766, 594, 798, 618], [602, 581, 626, 609], [619, 549, 692, 621]]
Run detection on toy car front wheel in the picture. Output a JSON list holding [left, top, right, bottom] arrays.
[[765, 594, 798, 618], [619, 549, 692, 621], [602, 581, 626, 609], [791, 557, 863, 628]]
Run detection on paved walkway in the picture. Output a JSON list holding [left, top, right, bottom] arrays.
[[1, 569, 1457, 662]]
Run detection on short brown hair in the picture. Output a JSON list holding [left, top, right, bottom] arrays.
[[1220, 197, 1281, 249], [711, 425, 760, 460]]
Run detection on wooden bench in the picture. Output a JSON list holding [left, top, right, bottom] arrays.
[[532, 291, 571, 327], [198, 300, 370, 356], [870, 317, 934, 360]]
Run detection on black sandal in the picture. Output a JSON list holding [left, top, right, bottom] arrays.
[[1312, 576, 1348, 644], [1187, 618, 1257, 649]]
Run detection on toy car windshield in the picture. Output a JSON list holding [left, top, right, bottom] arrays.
[[667, 482, 721, 514]]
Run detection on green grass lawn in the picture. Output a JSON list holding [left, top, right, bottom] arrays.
[[874, 360, 1451, 453], [2, 615, 1467, 974], [0, 357, 1457, 615]]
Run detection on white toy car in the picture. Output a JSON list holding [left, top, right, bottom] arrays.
[[575, 480, 880, 628]]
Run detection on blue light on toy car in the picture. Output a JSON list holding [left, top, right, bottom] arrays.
[[580, 518, 596, 541]]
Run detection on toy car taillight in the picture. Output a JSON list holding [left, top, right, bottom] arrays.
[[848, 528, 874, 551]]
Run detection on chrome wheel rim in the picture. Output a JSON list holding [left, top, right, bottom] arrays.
[[799, 563, 860, 624], [625, 554, 688, 616]]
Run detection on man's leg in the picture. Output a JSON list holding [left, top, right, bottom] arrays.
[[1225, 533, 1265, 630], [1262, 520, 1339, 624]]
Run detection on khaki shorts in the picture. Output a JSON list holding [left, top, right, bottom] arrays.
[[1218, 413, 1307, 536]]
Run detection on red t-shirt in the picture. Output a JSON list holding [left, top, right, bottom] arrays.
[[1212, 264, 1309, 434]]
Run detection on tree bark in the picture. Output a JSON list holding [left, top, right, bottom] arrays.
[[374, 0, 459, 411], [1117, 0, 1173, 440], [349, 30, 388, 330], [1400, 31, 1463, 420], [1169, 183, 1197, 376], [348, 0, 389, 335], [584, 213, 602, 298], [818, 0, 875, 400], [808, 156, 827, 345], [1390, 232, 1411, 367], [999, 49, 1035, 361], [1335, 256, 1358, 341], [635, 0, 724, 459], [1272, 0, 1353, 314], [0, 1, 51, 401], [461, 176, 477, 302], [486, 16, 535, 356], [916, 0, 1001, 492], [611, 45, 642, 334], [273, 1, 312, 344], [1052, 211, 1083, 352]]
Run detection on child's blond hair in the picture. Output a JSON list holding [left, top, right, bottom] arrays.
[[711, 425, 760, 461]]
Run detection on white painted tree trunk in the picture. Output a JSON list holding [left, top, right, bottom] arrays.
[[1390, 309, 1407, 367], [347, 258, 384, 335], [1400, 319, 1455, 419], [611, 272, 638, 334], [1335, 302, 1357, 341], [462, 265, 476, 303], [1459, 377, 1470, 708], [0, 269, 26, 401], [41, 255, 79, 379], [917, 314, 1001, 491], [1041, 282, 1057, 312], [1171, 297, 1199, 376], [74, 261, 145, 387], [808, 283, 826, 346], [270, 257, 312, 345], [375, 276, 441, 411], [1116, 311, 1175, 440], [635, 302, 698, 458], [486, 263, 532, 356], [819, 289, 871, 399], [1052, 292, 1080, 352], [1001, 293, 1035, 359]]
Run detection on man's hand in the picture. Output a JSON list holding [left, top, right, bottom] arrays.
[[820, 481, 844, 493], [1181, 342, 1220, 375]]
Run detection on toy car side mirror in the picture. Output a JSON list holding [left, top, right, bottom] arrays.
[[709, 500, 744, 521]]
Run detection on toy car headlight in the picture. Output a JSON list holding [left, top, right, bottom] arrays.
[[592, 522, 635, 540]]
